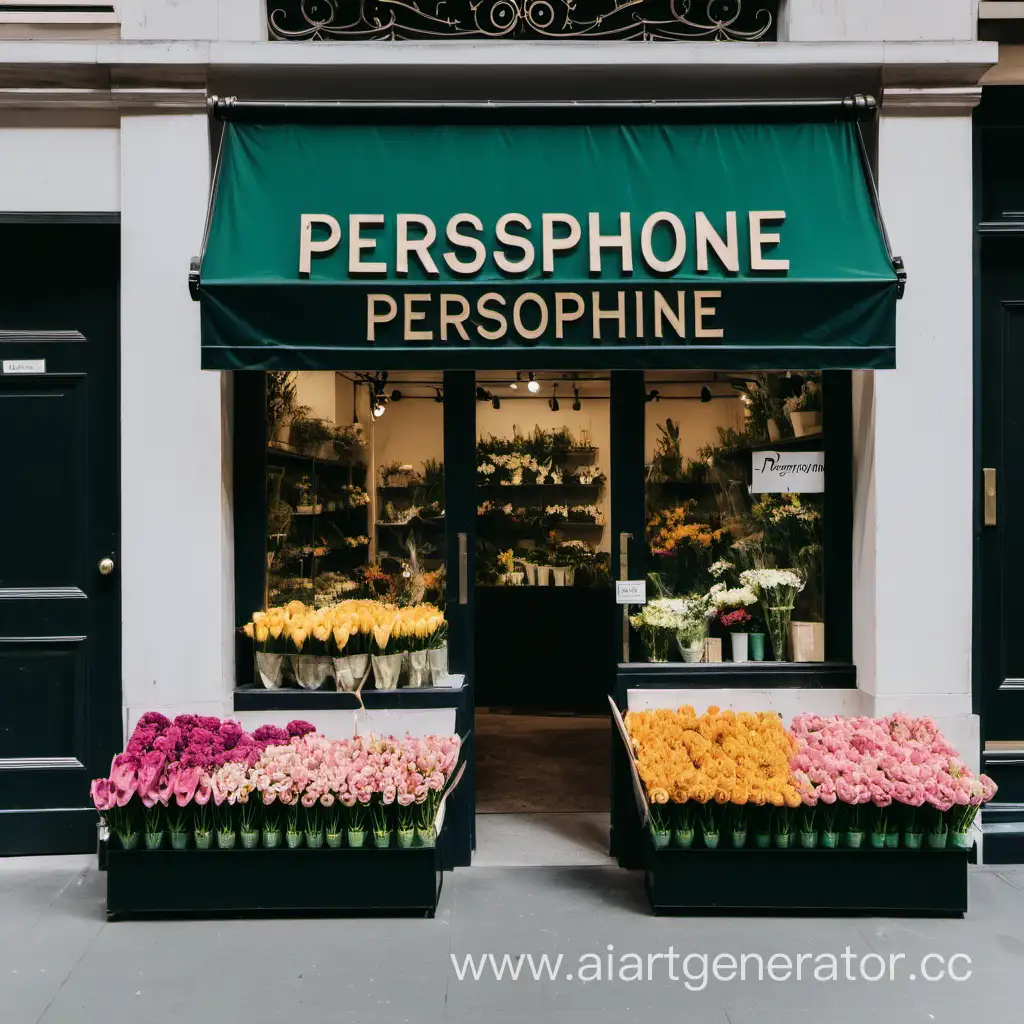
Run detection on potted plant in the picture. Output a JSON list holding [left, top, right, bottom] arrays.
[[262, 800, 282, 849], [372, 795, 392, 848], [710, 583, 758, 663], [730, 805, 747, 848], [324, 800, 343, 849], [266, 370, 310, 446], [193, 803, 212, 851], [290, 416, 338, 459], [701, 804, 720, 849], [347, 802, 368, 848], [239, 798, 260, 849], [649, 802, 671, 849], [676, 594, 710, 663], [785, 377, 822, 437], [496, 549, 524, 586], [673, 803, 695, 848]]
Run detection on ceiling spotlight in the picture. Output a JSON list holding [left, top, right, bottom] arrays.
[[373, 402, 386, 418], [390, 389, 403, 403], [433, 387, 443, 403], [700, 385, 712, 403], [645, 389, 660, 403], [527, 372, 540, 394], [492, 395, 501, 410], [510, 372, 521, 391], [572, 385, 581, 412], [475, 386, 492, 403], [548, 384, 560, 413]]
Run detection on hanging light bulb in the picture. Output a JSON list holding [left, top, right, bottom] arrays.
[[373, 401, 386, 418], [510, 372, 521, 391], [527, 372, 540, 394]]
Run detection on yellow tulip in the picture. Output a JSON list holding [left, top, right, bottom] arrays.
[[333, 625, 350, 652], [242, 622, 255, 639], [252, 611, 267, 626], [269, 622, 283, 640], [291, 627, 307, 652], [255, 624, 270, 644], [313, 624, 331, 643]]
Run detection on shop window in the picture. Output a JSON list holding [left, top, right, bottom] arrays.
[[638, 371, 835, 665], [474, 373, 611, 590], [264, 371, 445, 610]]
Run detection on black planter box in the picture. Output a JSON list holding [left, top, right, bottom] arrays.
[[645, 837, 970, 917], [106, 842, 443, 920]]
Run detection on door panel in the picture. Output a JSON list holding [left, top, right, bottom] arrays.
[[0, 224, 120, 855]]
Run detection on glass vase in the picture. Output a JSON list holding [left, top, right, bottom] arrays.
[[117, 831, 140, 851], [951, 831, 972, 850], [416, 826, 437, 848], [305, 830, 325, 849], [755, 832, 771, 849], [731, 829, 747, 849], [285, 830, 303, 850], [799, 830, 818, 850], [846, 830, 864, 849], [347, 829, 367, 849], [397, 828, 415, 849], [763, 602, 795, 661], [373, 830, 392, 849], [262, 828, 282, 849], [169, 831, 189, 851], [703, 831, 720, 850], [651, 828, 671, 849], [216, 830, 237, 851], [326, 831, 343, 849], [144, 831, 164, 851], [821, 830, 839, 849], [643, 629, 671, 664], [927, 831, 948, 849], [193, 830, 212, 850], [904, 832, 923, 850], [673, 828, 695, 849]]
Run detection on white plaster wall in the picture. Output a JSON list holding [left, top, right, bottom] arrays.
[[856, 111, 975, 724], [781, 0, 977, 42], [120, 113, 234, 730], [120, 0, 265, 40], [0, 127, 119, 212]]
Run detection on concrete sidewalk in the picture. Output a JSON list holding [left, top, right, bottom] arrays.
[[3, 854, 1024, 1024]]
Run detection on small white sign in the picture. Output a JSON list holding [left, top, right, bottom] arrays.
[[751, 451, 824, 494], [616, 580, 647, 605], [2, 358, 45, 375]]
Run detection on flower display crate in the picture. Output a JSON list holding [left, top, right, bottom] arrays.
[[105, 840, 444, 920], [644, 838, 971, 917]]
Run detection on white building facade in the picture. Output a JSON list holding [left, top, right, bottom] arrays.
[[0, 0, 1006, 859]]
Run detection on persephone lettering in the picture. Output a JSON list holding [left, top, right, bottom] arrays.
[[758, 455, 825, 478], [297, 210, 790, 343]]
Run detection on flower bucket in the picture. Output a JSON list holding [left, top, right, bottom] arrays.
[[193, 830, 212, 851], [673, 828, 695, 849], [169, 831, 189, 851], [118, 831, 140, 851], [371, 652, 404, 690], [773, 831, 792, 850], [537, 566, 555, 587], [262, 828, 282, 849], [332, 657, 357, 693], [216, 830, 237, 851], [255, 651, 284, 689], [845, 830, 864, 849], [904, 832, 923, 850], [550, 566, 568, 587], [305, 830, 325, 849], [869, 831, 886, 850], [563, 567, 575, 587], [765, 604, 795, 662], [144, 831, 164, 851], [679, 642, 704, 664], [927, 831, 948, 849], [951, 831, 972, 850], [730, 632, 749, 664], [767, 418, 782, 442], [703, 831, 720, 850], [731, 830, 747, 849], [799, 831, 818, 850], [507, 571, 525, 586], [397, 828, 415, 849], [373, 831, 392, 849], [347, 829, 367, 849], [416, 826, 437, 848], [755, 832, 771, 849], [240, 830, 260, 850], [748, 633, 766, 661], [821, 831, 839, 849], [523, 562, 538, 586], [885, 832, 899, 849], [285, 830, 303, 850], [427, 645, 449, 686], [326, 832, 343, 849], [651, 828, 671, 849], [407, 649, 430, 688], [293, 655, 333, 691]]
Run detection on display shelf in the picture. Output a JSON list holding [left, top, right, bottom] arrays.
[[714, 432, 824, 460], [233, 681, 468, 711], [105, 840, 444, 920], [617, 661, 857, 689], [267, 442, 365, 469], [477, 482, 603, 498], [644, 836, 970, 916], [647, 480, 717, 500]]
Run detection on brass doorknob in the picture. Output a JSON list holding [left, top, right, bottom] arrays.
[[98, 557, 115, 576]]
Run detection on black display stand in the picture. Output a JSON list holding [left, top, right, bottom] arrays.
[[645, 835, 971, 917], [106, 841, 444, 920]]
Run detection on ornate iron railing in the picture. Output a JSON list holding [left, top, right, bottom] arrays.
[[267, 0, 779, 42]]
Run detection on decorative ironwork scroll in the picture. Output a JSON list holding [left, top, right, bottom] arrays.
[[267, 0, 778, 42]]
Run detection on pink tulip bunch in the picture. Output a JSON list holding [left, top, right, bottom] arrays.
[[789, 713, 997, 836], [91, 712, 461, 841]]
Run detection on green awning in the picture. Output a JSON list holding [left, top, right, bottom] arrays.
[[197, 118, 899, 371]]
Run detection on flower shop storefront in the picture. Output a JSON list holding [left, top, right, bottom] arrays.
[[102, 92, 983, 918]]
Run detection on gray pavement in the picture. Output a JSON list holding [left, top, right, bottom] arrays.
[[3, 852, 1024, 1023]]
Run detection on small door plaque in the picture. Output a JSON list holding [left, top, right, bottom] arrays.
[[616, 580, 646, 605], [2, 359, 46, 375]]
